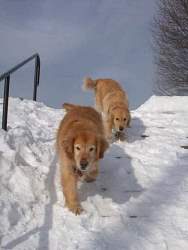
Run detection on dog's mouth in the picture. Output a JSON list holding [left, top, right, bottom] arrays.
[[112, 128, 124, 135], [73, 165, 90, 177]]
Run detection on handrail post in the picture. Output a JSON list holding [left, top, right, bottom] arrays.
[[0, 53, 40, 130], [2, 76, 10, 131], [33, 56, 39, 101]]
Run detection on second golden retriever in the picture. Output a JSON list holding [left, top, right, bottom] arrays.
[[56, 103, 108, 215], [83, 77, 131, 140]]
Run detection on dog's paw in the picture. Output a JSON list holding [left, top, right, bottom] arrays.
[[119, 133, 126, 141], [67, 203, 84, 215], [113, 132, 126, 141], [85, 176, 96, 183], [73, 205, 84, 215]]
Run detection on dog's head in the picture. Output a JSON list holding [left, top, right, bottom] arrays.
[[110, 106, 131, 132], [62, 131, 108, 172]]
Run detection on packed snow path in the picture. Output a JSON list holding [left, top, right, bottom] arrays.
[[0, 96, 188, 250]]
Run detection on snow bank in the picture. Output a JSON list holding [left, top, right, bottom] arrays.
[[0, 96, 188, 250], [138, 95, 188, 112]]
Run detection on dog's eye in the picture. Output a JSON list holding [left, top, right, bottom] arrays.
[[89, 147, 95, 152], [116, 118, 119, 121], [124, 118, 127, 121], [75, 146, 80, 151]]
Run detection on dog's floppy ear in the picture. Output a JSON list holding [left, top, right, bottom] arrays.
[[62, 103, 77, 112], [127, 110, 131, 127], [61, 136, 74, 158], [108, 104, 117, 123], [96, 136, 109, 159]]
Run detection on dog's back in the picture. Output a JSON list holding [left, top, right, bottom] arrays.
[[57, 104, 104, 149], [83, 77, 123, 95], [83, 77, 128, 112], [62, 103, 103, 130], [96, 79, 123, 98]]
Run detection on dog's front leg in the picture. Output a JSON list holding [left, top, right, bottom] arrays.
[[61, 166, 83, 215], [104, 119, 113, 141]]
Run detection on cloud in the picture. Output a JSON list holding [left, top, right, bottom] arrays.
[[0, 0, 156, 108]]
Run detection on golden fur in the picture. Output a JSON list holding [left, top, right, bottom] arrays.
[[83, 77, 131, 140], [56, 103, 108, 215]]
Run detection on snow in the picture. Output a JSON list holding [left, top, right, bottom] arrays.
[[0, 96, 188, 250]]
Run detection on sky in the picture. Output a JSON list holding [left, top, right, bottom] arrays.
[[0, 0, 156, 109]]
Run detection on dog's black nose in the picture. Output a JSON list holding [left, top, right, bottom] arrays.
[[80, 159, 88, 170], [119, 126, 124, 131]]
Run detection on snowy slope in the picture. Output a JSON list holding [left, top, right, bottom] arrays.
[[0, 96, 188, 250]]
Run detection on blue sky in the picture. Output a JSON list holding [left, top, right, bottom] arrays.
[[0, 0, 156, 109]]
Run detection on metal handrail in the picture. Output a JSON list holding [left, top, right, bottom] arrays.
[[0, 53, 40, 131]]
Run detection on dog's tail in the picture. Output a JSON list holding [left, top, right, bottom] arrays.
[[62, 103, 77, 112], [82, 77, 97, 91]]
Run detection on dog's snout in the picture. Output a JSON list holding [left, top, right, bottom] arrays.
[[119, 126, 124, 131], [80, 159, 88, 170]]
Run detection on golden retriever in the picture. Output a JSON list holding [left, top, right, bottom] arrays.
[[56, 103, 108, 215], [83, 77, 131, 141]]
